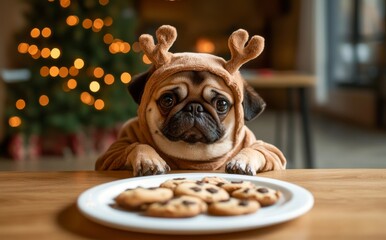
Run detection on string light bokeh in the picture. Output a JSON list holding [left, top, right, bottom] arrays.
[[10, 0, 151, 129]]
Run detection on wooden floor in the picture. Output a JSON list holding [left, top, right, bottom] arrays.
[[1, 111, 385, 171]]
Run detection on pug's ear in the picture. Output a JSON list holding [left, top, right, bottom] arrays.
[[127, 68, 154, 104], [242, 81, 266, 121]]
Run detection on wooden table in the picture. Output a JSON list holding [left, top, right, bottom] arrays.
[[243, 71, 316, 168], [1, 169, 385, 239]]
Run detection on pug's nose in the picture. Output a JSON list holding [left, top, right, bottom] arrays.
[[185, 102, 204, 114]]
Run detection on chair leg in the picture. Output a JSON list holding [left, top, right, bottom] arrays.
[[286, 89, 295, 166], [299, 88, 314, 168]]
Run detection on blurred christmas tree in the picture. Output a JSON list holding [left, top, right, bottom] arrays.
[[5, 0, 148, 158]]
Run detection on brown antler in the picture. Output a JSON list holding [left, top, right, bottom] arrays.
[[225, 29, 264, 74], [139, 25, 177, 68]]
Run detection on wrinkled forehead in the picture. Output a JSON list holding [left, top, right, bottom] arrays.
[[154, 71, 233, 100]]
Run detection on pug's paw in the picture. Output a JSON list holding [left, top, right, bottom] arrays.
[[129, 144, 171, 177], [225, 149, 263, 176]]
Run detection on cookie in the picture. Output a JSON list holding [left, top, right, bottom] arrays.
[[115, 187, 173, 209], [201, 176, 230, 186], [174, 182, 229, 203], [231, 186, 281, 206], [146, 195, 207, 218], [208, 198, 260, 216], [159, 177, 195, 190], [220, 180, 255, 193]]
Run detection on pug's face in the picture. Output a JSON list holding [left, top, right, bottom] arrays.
[[146, 71, 236, 161]]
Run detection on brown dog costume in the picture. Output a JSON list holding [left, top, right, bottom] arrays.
[[95, 25, 286, 176]]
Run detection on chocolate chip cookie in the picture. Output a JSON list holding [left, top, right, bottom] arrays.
[[159, 177, 195, 190], [146, 195, 207, 218], [231, 186, 281, 206], [201, 176, 230, 186], [208, 198, 260, 216], [115, 187, 173, 209], [174, 181, 229, 203], [220, 180, 255, 193]]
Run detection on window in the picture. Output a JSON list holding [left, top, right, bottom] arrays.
[[327, 0, 385, 87]]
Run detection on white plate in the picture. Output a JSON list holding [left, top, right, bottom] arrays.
[[77, 173, 313, 235]]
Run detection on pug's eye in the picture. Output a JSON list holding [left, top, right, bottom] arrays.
[[158, 93, 176, 110], [215, 99, 229, 114]]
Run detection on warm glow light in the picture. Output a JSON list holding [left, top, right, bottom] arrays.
[[60, 0, 71, 8], [40, 66, 50, 77], [74, 58, 84, 69], [50, 48, 61, 59], [28, 45, 38, 55], [196, 38, 215, 53], [59, 67, 69, 78], [91, 27, 101, 33], [109, 42, 119, 54], [39, 95, 49, 106], [41, 27, 52, 38], [142, 54, 152, 64], [80, 92, 94, 105], [30, 28, 40, 38], [132, 42, 141, 52], [49, 66, 59, 77], [121, 42, 130, 53], [82, 19, 92, 29], [93, 18, 104, 29], [67, 79, 77, 89], [99, 0, 109, 6], [104, 17, 113, 26], [120, 72, 131, 83], [69, 66, 79, 76], [89, 81, 100, 92], [16, 99, 26, 110], [66, 15, 79, 26], [108, 39, 130, 54], [9, 116, 22, 127], [93, 67, 104, 78], [41, 48, 51, 58], [103, 33, 113, 44], [104, 74, 114, 85], [18, 43, 29, 53], [94, 99, 105, 110], [32, 50, 41, 59]]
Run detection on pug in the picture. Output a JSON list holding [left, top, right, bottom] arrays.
[[95, 25, 286, 176]]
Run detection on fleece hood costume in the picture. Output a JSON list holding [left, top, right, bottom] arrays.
[[95, 25, 286, 172]]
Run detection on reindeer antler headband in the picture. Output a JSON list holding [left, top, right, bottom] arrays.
[[139, 25, 264, 74]]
